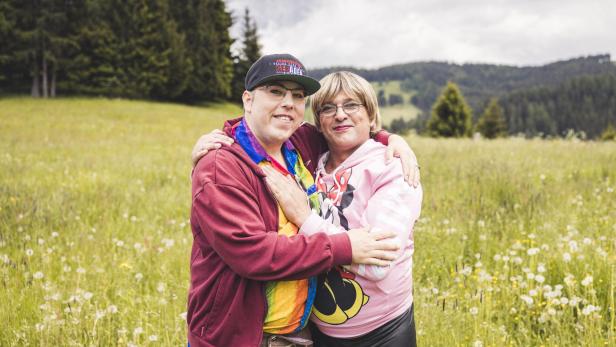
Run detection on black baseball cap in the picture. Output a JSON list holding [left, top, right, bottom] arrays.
[[245, 53, 321, 95]]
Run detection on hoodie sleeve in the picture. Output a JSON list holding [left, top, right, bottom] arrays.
[[191, 150, 352, 281], [300, 159, 422, 281]]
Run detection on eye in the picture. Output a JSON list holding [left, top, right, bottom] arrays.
[[344, 102, 360, 108], [292, 91, 306, 99], [268, 87, 285, 96], [320, 105, 336, 114]]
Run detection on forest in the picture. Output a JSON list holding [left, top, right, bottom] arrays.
[[0, 0, 614, 138]]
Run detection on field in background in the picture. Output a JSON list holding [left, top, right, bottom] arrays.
[[1, 98, 614, 346], [372, 80, 422, 123]]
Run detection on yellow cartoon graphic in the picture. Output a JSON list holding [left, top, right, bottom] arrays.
[[313, 267, 369, 325]]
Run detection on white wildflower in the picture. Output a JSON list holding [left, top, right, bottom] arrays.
[[33, 272, 44, 279], [82, 292, 93, 301], [107, 305, 118, 314], [157, 282, 166, 293], [26, 249, 34, 257], [149, 335, 158, 341], [520, 295, 534, 306], [469, 307, 479, 315], [562, 252, 572, 262], [581, 275, 593, 287], [133, 327, 143, 336], [535, 275, 545, 284], [537, 264, 546, 273], [527, 247, 539, 256], [135, 273, 143, 281]]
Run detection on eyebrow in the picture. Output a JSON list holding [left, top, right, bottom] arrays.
[[269, 82, 305, 92]]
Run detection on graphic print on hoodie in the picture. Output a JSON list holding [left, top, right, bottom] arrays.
[[313, 167, 369, 325]]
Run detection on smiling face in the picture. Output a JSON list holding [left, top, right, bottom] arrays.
[[242, 81, 305, 154], [318, 91, 374, 157]]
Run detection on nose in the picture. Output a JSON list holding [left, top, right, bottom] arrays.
[[280, 90, 294, 108], [333, 106, 348, 120]]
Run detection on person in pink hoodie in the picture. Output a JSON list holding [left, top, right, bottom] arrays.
[[261, 71, 422, 347]]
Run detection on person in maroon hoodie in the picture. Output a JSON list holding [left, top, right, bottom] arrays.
[[188, 54, 412, 347]]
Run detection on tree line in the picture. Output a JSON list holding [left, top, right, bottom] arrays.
[[0, 0, 261, 103], [337, 55, 616, 140], [390, 76, 615, 140]]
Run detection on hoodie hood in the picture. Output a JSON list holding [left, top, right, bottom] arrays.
[[316, 139, 385, 174]]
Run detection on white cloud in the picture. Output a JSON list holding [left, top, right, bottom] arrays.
[[226, 0, 616, 68]]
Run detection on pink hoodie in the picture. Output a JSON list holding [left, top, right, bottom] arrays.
[[300, 139, 423, 338]]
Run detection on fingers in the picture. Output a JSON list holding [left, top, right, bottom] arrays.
[[370, 229, 397, 241], [363, 257, 393, 267], [412, 166, 420, 188], [208, 134, 234, 146], [385, 143, 395, 164]]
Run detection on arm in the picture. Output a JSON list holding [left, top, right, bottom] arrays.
[[263, 160, 422, 281], [192, 152, 350, 281], [192, 152, 399, 281], [192, 124, 420, 187]]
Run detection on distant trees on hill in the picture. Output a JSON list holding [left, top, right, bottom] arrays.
[[500, 74, 616, 138], [313, 55, 616, 139], [0, 0, 258, 103]]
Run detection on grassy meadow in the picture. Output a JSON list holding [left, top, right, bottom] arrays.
[[1, 97, 614, 346]]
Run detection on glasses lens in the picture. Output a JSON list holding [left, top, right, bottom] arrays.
[[319, 105, 337, 117], [343, 103, 360, 114]]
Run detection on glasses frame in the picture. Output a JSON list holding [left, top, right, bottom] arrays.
[[317, 102, 365, 118], [257, 83, 306, 104]]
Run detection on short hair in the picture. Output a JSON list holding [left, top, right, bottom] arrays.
[[310, 71, 381, 132]]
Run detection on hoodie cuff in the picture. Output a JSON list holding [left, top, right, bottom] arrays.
[[299, 212, 324, 236], [329, 233, 352, 265], [373, 129, 390, 145]]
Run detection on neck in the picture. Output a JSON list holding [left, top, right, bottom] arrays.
[[325, 149, 352, 172]]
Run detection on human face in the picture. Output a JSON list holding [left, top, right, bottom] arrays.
[[318, 91, 374, 157], [242, 81, 305, 153]]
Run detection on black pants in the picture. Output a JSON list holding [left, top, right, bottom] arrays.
[[310, 304, 417, 347]]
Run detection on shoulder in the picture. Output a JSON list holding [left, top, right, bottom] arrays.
[[192, 146, 258, 194]]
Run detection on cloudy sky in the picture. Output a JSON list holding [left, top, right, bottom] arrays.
[[225, 0, 615, 69]]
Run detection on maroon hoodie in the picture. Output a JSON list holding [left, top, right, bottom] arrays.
[[188, 119, 390, 347]]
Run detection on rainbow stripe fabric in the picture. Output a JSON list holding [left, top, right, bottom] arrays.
[[233, 118, 319, 334]]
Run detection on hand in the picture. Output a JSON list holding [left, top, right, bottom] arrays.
[[262, 166, 312, 226], [386, 134, 420, 188], [191, 129, 234, 167], [347, 227, 400, 266]]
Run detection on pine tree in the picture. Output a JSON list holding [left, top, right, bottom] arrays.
[[171, 0, 233, 101], [476, 98, 508, 138], [427, 82, 473, 137], [230, 7, 261, 102]]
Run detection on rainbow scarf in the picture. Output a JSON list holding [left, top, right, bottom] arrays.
[[233, 118, 319, 334]]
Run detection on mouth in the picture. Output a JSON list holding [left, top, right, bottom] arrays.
[[333, 125, 353, 132], [273, 114, 294, 122]]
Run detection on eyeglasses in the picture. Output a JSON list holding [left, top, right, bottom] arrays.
[[257, 84, 306, 104], [318, 102, 365, 118]]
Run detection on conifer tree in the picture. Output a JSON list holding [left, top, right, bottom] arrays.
[[230, 8, 262, 102], [476, 98, 508, 138], [427, 82, 473, 137]]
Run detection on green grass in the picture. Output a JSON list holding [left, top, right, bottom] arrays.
[[1, 97, 614, 346]]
